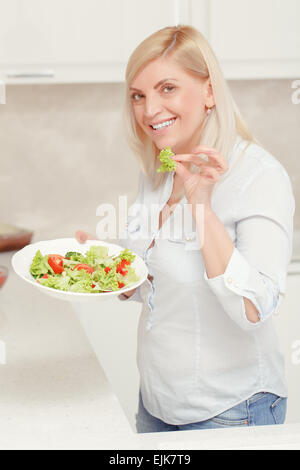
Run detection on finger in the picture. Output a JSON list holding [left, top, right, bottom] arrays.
[[76, 230, 88, 244], [175, 160, 220, 184], [173, 153, 227, 174], [190, 146, 229, 173], [122, 288, 136, 298], [173, 160, 193, 183], [191, 145, 217, 153], [172, 154, 209, 168], [200, 166, 221, 181]]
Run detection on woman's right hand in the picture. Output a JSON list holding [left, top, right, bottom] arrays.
[[75, 230, 95, 244]]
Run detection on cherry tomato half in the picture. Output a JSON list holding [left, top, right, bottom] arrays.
[[72, 263, 95, 274], [48, 255, 64, 274]]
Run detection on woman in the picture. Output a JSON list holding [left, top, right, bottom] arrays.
[[76, 25, 295, 432]]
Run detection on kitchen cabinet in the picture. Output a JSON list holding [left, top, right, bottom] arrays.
[[0, 0, 183, 84], [73, 297, 141, 430], [1, 0, 298, 84], [190, 0, 300, 79]]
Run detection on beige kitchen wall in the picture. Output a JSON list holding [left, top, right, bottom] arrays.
[[0, 80, 299, 245]]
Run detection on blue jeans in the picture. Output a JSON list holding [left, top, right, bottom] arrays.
[[135, 390, 287, 433]]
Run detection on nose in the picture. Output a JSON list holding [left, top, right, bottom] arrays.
[[143, 93, 163, 121]]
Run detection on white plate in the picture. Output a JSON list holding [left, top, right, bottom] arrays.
[[11, 238, 148, 302]]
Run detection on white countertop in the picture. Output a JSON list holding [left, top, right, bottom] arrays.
[[1, 249, 300, 450]]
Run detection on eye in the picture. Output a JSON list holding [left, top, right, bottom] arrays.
[[162, 85, 175, 93], [130, 92, 143, 102]]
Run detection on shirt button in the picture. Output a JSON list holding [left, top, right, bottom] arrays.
[[227, 277, 233, 283], [186, 236, 190, 241]]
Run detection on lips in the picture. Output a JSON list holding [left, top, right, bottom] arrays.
[[149, 117, 177, 129]]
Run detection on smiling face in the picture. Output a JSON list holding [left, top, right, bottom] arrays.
[[129, 57, 214, 154]]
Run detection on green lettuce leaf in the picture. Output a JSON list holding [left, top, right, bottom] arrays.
[[30, 250, 52, 278], [157, 146, 176, 173], [117, 265, 139, 285], [114, 248, 136, 265], [64, 251, 86, 263], [66, 267, 94, 292], [68, 268, 92, 282], [92, 266, 119, 291], [85, 245, 109, 266], [38, 274, 71, 291], [69, 279, 94, 293]]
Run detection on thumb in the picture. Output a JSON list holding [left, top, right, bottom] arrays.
[[76, 230, 88, 243]]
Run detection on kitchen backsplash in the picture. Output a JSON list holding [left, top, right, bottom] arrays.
[[0, 80, 299, 244]]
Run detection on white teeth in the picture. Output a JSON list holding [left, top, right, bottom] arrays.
[[152, 118, 176, 130]]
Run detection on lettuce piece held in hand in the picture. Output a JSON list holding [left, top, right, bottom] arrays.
[[157, 146, 177, 173]]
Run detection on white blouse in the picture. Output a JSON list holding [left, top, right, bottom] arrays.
[[118, 137, 295, 425]]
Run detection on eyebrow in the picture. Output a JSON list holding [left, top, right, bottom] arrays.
[[129, 78, 178, 92]]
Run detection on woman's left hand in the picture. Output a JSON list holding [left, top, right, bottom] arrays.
[[171, 145, 229, 215]]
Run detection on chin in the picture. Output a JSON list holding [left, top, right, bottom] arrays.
[[155, 139, 178, 151]]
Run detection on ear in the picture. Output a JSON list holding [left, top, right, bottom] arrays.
[[205, 79, 215, 108]]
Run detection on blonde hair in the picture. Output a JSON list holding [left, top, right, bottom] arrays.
[[123, 25, 255, 190]]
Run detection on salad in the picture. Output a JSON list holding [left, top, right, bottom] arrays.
[[29, 245, 139, 294], [157, 146, 177, 173]]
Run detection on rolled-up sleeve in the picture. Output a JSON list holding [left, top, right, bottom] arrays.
[[204, 164, 295, 331]]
